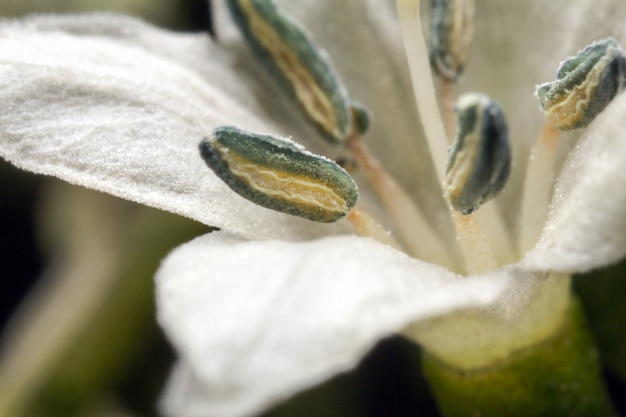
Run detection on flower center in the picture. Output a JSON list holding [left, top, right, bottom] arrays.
[[209, 0, 626, 276]]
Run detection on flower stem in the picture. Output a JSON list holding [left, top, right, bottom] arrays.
[[422, 297, 616, 417], [519, 122, 561, 254], [346, 134, 454, 266]]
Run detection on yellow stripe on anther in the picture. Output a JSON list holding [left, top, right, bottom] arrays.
[[220, 150, 350, 215], [536, 38, 626, 131], [238, 0, 341, 139], [545, 54, 611, 130]]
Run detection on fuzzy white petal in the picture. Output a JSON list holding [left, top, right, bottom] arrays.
[[522, 93, 626, 273], [0, 13, 347, 240], [155, 232, 508, 417]]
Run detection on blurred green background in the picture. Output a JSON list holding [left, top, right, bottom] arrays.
[[0, 2, 211, 416]]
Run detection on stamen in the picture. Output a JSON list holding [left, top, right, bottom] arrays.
[[519, 38, 626, 253], [429, 0, 475, 141], [444, 94, 510, 273], [397, 0, 504, 273], [345, 132, 455, 266], [439, 79, 457, 141], [226, 0, 353, 144], [427, 2, 515, 266], [536, 38, 626, 131], [228, 0, 454, 263], [440, 89, 515, 264], [200, 126, 358, 223], [346, 208, 403, 250], [396, 0, 449, 180], [348, 99, 372, 135], [429, 0, 475, 82], [444, 94, 511, 216]]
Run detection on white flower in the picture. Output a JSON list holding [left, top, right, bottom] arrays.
[[1, 1, 626, 417]]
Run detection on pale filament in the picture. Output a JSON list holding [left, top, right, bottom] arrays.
[[345, 132, 456, 267], [346, 207, 404, 251], [395, 0, 449, 181], [438, 78, 457, 143], [518, 122, 562, 254]]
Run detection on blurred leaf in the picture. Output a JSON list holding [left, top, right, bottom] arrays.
[[0, 181, 208, 417]]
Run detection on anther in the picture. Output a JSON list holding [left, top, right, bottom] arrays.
[[429, 0, 475, 81], [200, 126, 358, 222], [536, 38, 626, 131], [444, 93, 511, 215], [226, 0, 361, 143]]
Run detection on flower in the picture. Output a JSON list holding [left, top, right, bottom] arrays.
[[1, 1, 626, 416]]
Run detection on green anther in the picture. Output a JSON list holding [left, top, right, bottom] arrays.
[[227, 0, 359, 144], [444, 93, 511, 215], [349, 99, 372, 135], [536, 38, 626, 131], [429, 0, 475, 81], [199, 126, 358, 223]]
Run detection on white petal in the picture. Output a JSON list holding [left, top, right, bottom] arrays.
[[0, 13, 347, 240], [155, 232, 508, 417], [522, 93, 626, 273]]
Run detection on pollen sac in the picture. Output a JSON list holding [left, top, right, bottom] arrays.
[[429, 0, 475, 81], [536, 38, 626, 131], [226, 0, 359, 144], [200, 126, 358, 223], [349, 99, 372, 135], [444, 93, 511, 215]]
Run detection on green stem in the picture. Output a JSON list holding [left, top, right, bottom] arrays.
[[422, 297, 616, 417]]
